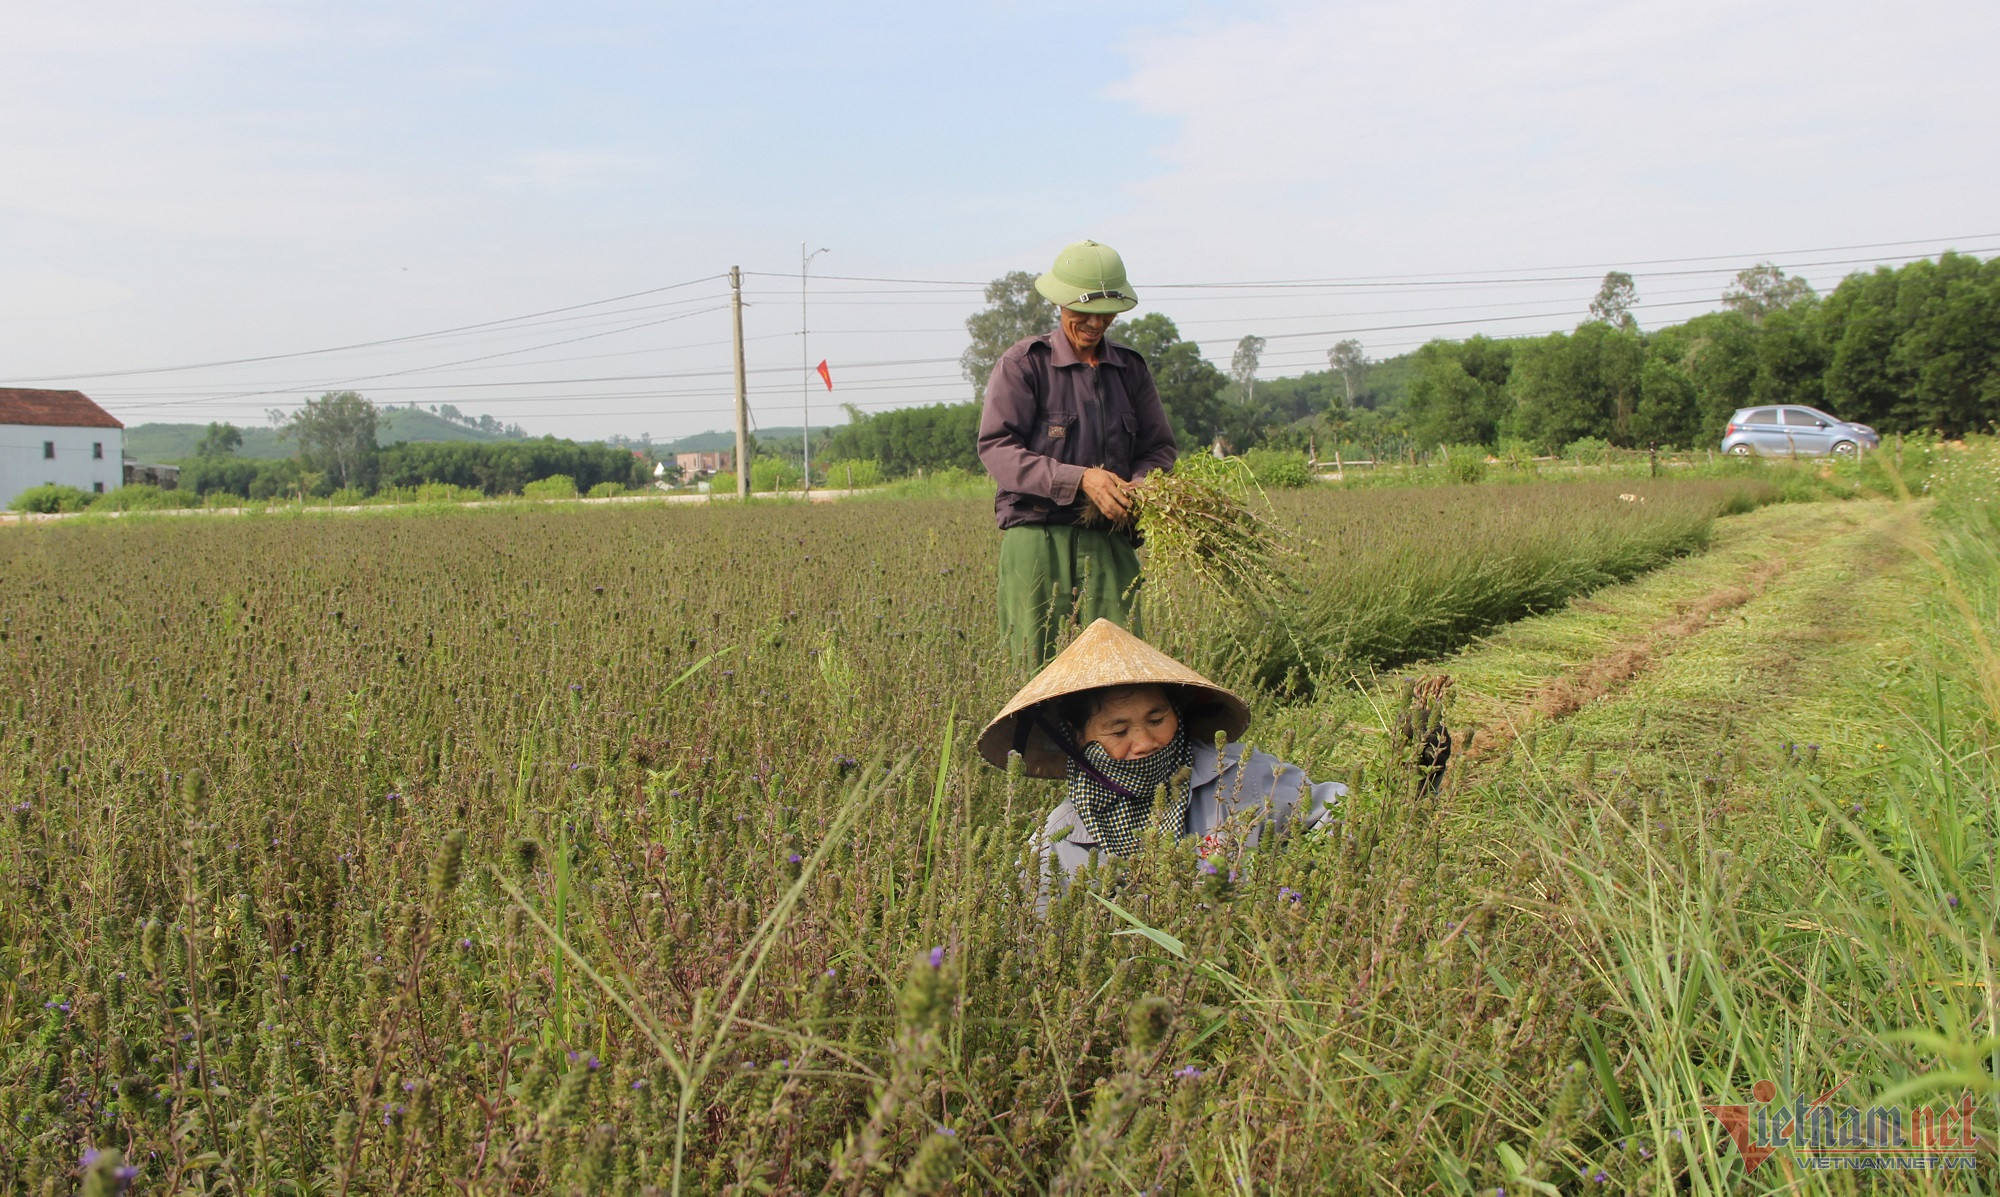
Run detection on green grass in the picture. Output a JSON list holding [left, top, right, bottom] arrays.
[[1157, 477, 1786, 698]]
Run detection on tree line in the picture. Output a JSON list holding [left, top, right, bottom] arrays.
[[1402, 252, 1999, 452], [179, 392, 647, 498], [813, 251, 1996, 478]]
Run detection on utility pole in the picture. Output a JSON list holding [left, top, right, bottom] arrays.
[[731, 266, 749, 501], [801, 243, 829, 494]]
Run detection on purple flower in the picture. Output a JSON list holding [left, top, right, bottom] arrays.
[[825, 967, 837, 977], [935, 1125, 956, 1136], [788, 853, 802, 864], [928, 945, 946, 968], [1947, 894, 1960, 908], [1173, 1065, 1202, 1079], [1199, 859, 1218, 876], [1593, 1172, 1609, 1184], [631, 1079, 647, 1090], [460, 938, 473, 949]]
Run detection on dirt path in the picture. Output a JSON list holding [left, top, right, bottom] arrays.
[[1432, 499, 1917, 779]]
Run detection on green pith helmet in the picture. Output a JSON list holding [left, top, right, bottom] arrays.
[[1034, 240, 1138, 314]]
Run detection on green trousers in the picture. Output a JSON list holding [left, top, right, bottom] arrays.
[[998, 525, 1143, 666]]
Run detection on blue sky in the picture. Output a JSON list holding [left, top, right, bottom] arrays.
[[4, 1, 1995, 440]]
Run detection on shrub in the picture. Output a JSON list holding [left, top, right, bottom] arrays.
[[750, 456, 801, 492], [852, 466, 996, 501], [522, 475, 578, 500], [1495, 438, 1539, 470], [418, 482, 485, 503], [818, 459, 885, 489], [327, 487, 367, 507], [376, 437, 645, 495], [9, 484, 93, 514], [1562, 436, 1613, 465], [1242, 448, 1313, 488], [586, 481, 626, 499], [1439, 445, 1490, 484], [87, 484, 192, 512]]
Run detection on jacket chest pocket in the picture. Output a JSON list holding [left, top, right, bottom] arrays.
[[1033, 412, 1078, 457]]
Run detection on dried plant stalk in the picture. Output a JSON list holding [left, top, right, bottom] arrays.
[[1124, 462, 1305, 607]]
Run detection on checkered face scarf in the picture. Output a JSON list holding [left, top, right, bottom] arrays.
[[1065, 723, 1194, 858]]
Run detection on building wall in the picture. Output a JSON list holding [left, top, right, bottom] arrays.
[[674, 451, 732, 476], [0, 425, 123, 508]]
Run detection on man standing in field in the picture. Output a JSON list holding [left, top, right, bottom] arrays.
[[978, 240, 1178, 665]]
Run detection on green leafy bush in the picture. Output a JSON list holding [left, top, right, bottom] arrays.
[[818, 458, 885, 488], [369, 482, 488, 505], [1440, 445, 1489, 484], [9, 484, 93, 514], [88, 484, 196, 512], [420, 482, 486, 503], [586, 481, 626, 499], [1562, 436, 1613, 465], [522, 474, 578, 500], [750, 456, 801, 492], [377, 436, 646, 496], [1242, 448, 1313, 488]]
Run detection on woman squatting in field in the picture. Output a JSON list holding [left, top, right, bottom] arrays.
[[977, 619, 1349, 912]]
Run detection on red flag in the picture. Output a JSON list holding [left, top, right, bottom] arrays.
[[815, 360, 833, 391]]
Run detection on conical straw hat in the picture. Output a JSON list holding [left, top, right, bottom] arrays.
[[977, 618, 1250, 777]]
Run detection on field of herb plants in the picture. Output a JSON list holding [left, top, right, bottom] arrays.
[[1, 460, 1993, 1195]]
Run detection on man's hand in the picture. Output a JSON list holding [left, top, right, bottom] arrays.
[[1080, 467, 1134, 523]]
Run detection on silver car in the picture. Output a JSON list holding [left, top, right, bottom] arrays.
[[1720, 405, 1881, 458]]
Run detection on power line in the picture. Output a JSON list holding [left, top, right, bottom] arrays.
[[127, 306, 733, 409], [3, 272, 730, 383], [743, 233, 1995, 291], [98, 355, 970, 407]]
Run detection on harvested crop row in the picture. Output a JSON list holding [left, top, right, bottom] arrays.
[[1150, 477, 1781, 695]]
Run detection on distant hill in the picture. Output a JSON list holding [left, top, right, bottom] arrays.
[[658, 425, 837, 454], [126, 408, 518, 463]]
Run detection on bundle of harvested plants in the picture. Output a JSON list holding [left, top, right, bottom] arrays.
[[1086, 456, 1324, 694], [1085, 455, 1304, 605]]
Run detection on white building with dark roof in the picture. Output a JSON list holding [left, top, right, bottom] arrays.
[[0, 388, 124, 509]]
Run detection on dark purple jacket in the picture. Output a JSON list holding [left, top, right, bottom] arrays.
[[976, 330, 1178, 529]]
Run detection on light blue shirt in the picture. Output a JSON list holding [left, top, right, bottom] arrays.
[[1033, 740, 1346, 910]]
